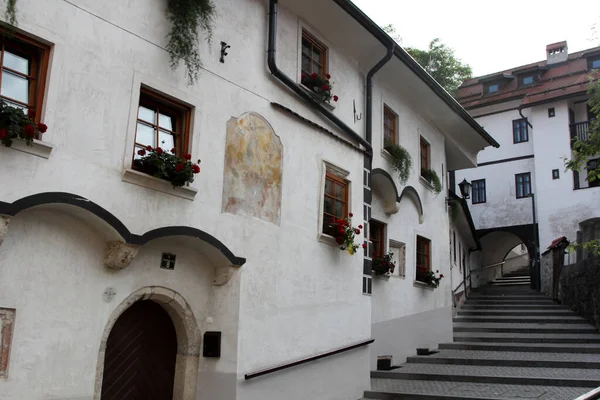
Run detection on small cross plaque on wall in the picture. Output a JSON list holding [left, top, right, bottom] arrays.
[[161, 253, 176, 270]]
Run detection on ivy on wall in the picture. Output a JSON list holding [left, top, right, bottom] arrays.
[[166, 0, 216, 85]]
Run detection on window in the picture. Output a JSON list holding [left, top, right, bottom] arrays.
[[589, 56, 600, 70], [515, 172, 532, 198], [420, 137, 430, 173], [453, 231, 456, 264], [548, 108, 555, 118], [486, 83, 499, 93], [0, 31, 50, 128], [588, 159, 599, 188], [513, 118, 528, 143], [552, 169, 560, 180], [369, 220, 385, 257], [134, 89, 191, 165], [383, 105, 397, 146], [389, 240, 406, 277], [521, 76, 534, 85], [301, 30, 327, 79], [416, 236, 431, 283], [471, 179, 486, 204], [322, 172, 349, 235]]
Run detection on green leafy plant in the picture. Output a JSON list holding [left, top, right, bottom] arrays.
[[5, 0, 16, 26], [166, 0, 216, 85], [448, 201, 460, 222], [0, 101, 48, 147], [568, 240, 600, 257], [133, 146, 201, 187], [371, 251, 395, 276], [384, 140, 412, 184], [421, 168, 442, 194], [301, 72, 338, 104], [328, 213, 360, 255], [423, 270, 444, 289]]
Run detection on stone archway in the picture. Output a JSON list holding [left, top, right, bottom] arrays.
[[94, 287, 201, 400]]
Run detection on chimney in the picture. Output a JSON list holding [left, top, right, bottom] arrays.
[[546, 41, 568, 65]]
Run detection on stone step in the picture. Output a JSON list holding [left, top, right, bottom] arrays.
[[464, 300, 556, 305], [439, 342, 600, 354], [406, 349, 600, 368], [453, 316, 586, 324], [489, 282, 531, 286], [457, 310, 574, 316], [371, 364, 600, 387], [453, 322, 597, 334], [466, 295, 547, 300], [493, 277, 531, 282], [454, 331, 600, 343], [365, 379, 590, 399], [461, 304, 570, 310]]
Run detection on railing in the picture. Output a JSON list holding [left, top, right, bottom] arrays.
[[452, 261, 505, 307], [574, 387, 600, 400], [570, 121, 591, 147], [244, 338, 374, 380]]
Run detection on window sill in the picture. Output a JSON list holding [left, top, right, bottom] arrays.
[[318, 233, 339, 247], [122, 168, 198, 200], [299, 85, 336, 111], [3, 138, 54, 159], [413, 280, 434, 291], [574, 186, 600, 191], [373, 274, 390, 281], [419, 176, 435, 192]]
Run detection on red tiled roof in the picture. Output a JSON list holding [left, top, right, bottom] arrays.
[[456, 46, 600, 109], [547, 236, 569, 250]]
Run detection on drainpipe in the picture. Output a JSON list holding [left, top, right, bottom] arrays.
[[366, 43, 395, 144], [267, 0, 372, 154], [518, 95, 533, 129]]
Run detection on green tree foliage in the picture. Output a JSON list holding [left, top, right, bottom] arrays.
[[405, 39, 472, 95], [381, 24, 402, 44]]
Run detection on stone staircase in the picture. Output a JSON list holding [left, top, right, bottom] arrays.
[[361, 284, 600, 399], [490, 266, 531, 287]]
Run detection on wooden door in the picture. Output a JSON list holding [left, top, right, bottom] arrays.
[[100, 301, 177, 400]]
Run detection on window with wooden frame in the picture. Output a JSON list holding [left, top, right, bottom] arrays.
[[0, 31, 50, 130], [301, 30, 327, 79], [420, 137, 430, 173], [472, 179, 486, 204], [513, 118, 528, 143], [416, 236, 431, 283], [369, 220, 385, 258], [322, 172, 349, 235], [515, 172, 532, 198], [383, 105, 397, 146], [133, 88, 192, 165]]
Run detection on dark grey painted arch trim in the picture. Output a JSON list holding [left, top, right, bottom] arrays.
[[0, 192, 246, 266], [398, 186, 423, 216], [371, 168, 399, 199]]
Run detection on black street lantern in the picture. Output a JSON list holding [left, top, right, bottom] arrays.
[[458, 179, 472, 199]]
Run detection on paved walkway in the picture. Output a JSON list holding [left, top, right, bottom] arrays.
[[361, 282, 600, 399]]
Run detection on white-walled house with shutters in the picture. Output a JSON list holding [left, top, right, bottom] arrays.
[[454, 41, 600, 289], [0, 1, 497, 399]]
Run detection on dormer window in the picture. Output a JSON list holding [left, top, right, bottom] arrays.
[[486, 83, 500, 93], [522, 76, 534, 85], [518, 74, 539, 87], [589, 55, 600, 70]]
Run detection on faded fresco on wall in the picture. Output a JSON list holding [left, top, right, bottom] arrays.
[[222, 112, 282, 225]]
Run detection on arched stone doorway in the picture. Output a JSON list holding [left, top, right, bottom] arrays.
[[94, 287, 201, 400], [100, 301, 177, 400]]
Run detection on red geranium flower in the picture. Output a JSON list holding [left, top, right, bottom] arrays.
[[311, 73, 318, 79], [358, 224, 363, 229], [326, 73, 331, 79], [146, 145, 153, 151], [37, 123, 48, 133], [301, 73, 307, 80], [362, 243, 367, 249], [175, 163, 185, 172], [184, 153, 192, 160], [27, 109, 35, 118], [137, 149, 146, 156], [155, 147, 163, 154], [192, 164, 201, 174], [333, 95, 339, 102], [23, 124, 35, 137], [322, 85, 330, 91], [349, 212, 353, 218], [171, 148, 177, 154], [0, 129, 6, 139], [440, 274, 444, 278]]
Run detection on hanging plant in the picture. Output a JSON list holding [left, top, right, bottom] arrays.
[[384, 140, 412, 185], [448, 201, 460, 223], [371, 251, 395, 276], [301, 72, 339, 104], [424, 270, 444, 289], [5, 0, 17, 26], [133, 146, 201, 187], [166, 0, 216, 85], [328, 213, 361, 255], [421, 168, 442, 194]]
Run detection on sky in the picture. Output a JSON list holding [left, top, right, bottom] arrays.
[[352, 0, 600, 77]]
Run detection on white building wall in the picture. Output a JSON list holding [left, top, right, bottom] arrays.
[[475, 108, 534, 164]]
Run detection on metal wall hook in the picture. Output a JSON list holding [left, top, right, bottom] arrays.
[[353, 100, 362, 123]]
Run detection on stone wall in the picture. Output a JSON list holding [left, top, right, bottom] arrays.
[[541, 251, 553, 298], [559, 256, 600, 329]]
